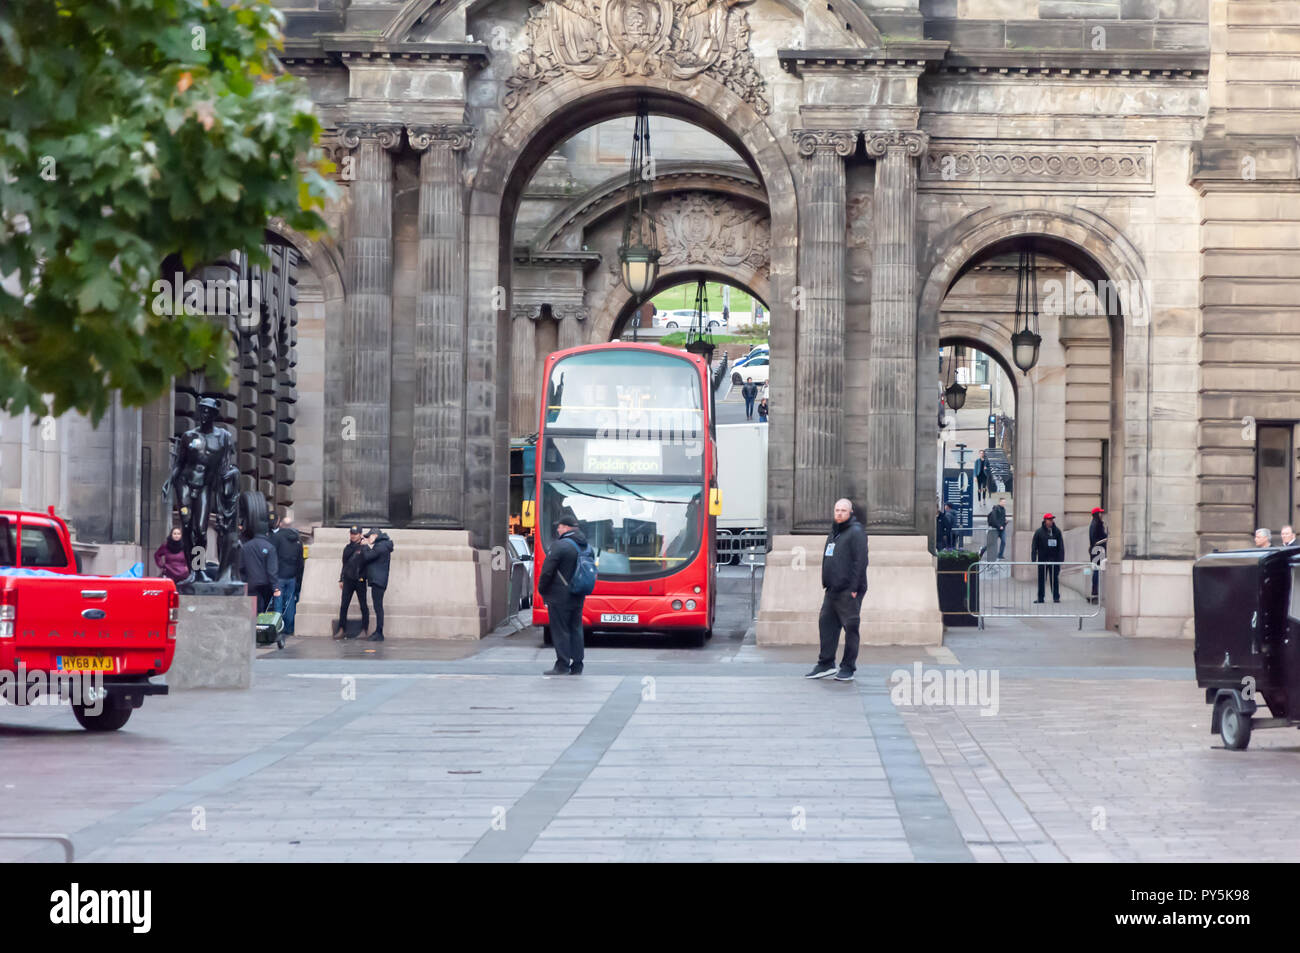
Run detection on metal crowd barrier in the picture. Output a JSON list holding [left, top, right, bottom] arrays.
[[0, 833, 75, 862], [969, 560, 1103, 630], [717, 530, 767, 566]]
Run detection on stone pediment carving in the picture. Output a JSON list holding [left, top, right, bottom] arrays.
[[505, 0, 769, 115], [606, 192, 770, 279]]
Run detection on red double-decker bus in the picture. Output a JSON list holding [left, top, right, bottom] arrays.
[[528, 343, 720, 645]]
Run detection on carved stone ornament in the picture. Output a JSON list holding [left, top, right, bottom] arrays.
[[863, 129, 929, 159], [919, 143, 1152, 184], [337, 123, 405, 151], [605, 192, 770, 280], [407, 124, 476, 153], [504, 0, 770, 116], [792, 130, 857, 159]]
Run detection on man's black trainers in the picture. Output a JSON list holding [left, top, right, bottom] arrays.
[[568, 665, 583, 675], [804, 662, 837, 679], [833, 666, 855, 682], [543, 663, 570, 676]]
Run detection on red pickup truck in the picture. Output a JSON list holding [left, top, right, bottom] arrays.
[[0, 507, 176, 731]]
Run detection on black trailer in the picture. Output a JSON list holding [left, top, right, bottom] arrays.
[[1193, 547, 1300, 750]]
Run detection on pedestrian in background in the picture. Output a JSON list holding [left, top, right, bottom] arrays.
[[988, 496, 1008, 559], [1254, 528, 1272, 548], [271, 513, 304, 636], [1088, 506, 1107, 603], [757, 397, 768, 423], [1032, 513, 1064, 604], [361, 528, 394, 642], [936, 503, 953, 550], [239, 524, 280, 613], [975, 450, 989, 504], [336, 525, 368, 639], [153, 526, 190, 583], [537, 515, 592, 676], [741, 377, 759, 421], [1281, 525, 1297, 547], [806, 498, 868, 682]]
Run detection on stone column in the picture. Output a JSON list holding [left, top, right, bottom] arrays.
[[791, 129, 856, 529], [557, 305, 588, 352], [863, 129, 928, 531], [409, 124, 474, 526], [338, 122, 402, 523], [510, 304, 539, 435]]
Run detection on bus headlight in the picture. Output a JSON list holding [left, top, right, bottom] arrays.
[[685, 599, 697, 610], [672, 600, 683, 611], [693, 586, 701, 594]]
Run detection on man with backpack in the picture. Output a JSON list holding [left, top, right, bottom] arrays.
[[537, 515, 595, 676]]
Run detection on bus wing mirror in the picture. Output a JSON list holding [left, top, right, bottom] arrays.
[[521, 501, 536, 529], [708, 488, 722, 517]]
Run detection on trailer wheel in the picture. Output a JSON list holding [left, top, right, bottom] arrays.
[[72, 702, 133, 732], [1218, 700, 1252, 751]]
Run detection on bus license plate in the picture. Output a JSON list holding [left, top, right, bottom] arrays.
[[57, 656, 114, 672], [600, 613, 639, 624]]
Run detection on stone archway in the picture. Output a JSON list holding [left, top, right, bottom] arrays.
[[918, 206, 1149, 563], [465, 73, 800, 562], [598, 267, 772, 342]]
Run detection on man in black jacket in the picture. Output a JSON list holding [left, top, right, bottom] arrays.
[[741, 377, 759, 421], [1088, 507, 1107, 602], [974, 450, 988, 504], [1032, 513, 1065, 603], [988, 497, 1008, 559], [536, 516, 588, 676], [238, 527, 280, 613], [806, 498, 868, 682], [336, 526, 368, 640], [271, 513, 304, 635], [361, 529, 394, 642]]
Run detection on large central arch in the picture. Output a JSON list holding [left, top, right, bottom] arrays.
[[464, 70, 800, 573]]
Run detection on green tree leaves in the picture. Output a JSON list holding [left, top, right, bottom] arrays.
[[0, 0, 338, 422]]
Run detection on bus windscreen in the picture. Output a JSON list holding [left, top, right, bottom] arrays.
[[544, 350, 703, 436]]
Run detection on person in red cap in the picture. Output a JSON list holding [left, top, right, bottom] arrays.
[[1031, 513, 1065, 603], [1089, 507, 1108, 603]]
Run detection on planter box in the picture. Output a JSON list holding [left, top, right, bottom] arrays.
[[937, 562, 980, 626]]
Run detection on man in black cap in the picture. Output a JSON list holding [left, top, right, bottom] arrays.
[[336, 526, 368, 639], [536, 515, 590, 676]]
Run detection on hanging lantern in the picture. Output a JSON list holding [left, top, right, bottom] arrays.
[[944, 379, 967, 412], [684, 279, 715, 360], [1012, 244, 1042, 373], [941, 344, 967, 412], [618, 95, 661, 311]]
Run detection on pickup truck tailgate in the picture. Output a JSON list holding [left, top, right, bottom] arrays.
[[0, 576, 177, 676]]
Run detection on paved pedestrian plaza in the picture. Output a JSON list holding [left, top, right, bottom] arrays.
[[3, 574, 1298, 864]]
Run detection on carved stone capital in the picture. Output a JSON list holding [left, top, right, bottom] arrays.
[[556, 304, 588, 323], [337, 122, 405, 151], [792, 129, 857, 159], [407, 124, 475, 153], [862, 129, 929, 159]]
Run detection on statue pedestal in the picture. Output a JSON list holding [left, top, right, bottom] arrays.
[[296, 529, 489, 639], [756, 534, 943, 646], [168, 593, 255, 690]]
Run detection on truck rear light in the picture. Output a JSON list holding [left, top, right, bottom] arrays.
[[167, 589, 179, 639], [0, 590, 14, 639]]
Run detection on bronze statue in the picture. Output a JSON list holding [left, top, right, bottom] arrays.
[[163, 398, 240, 582]]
